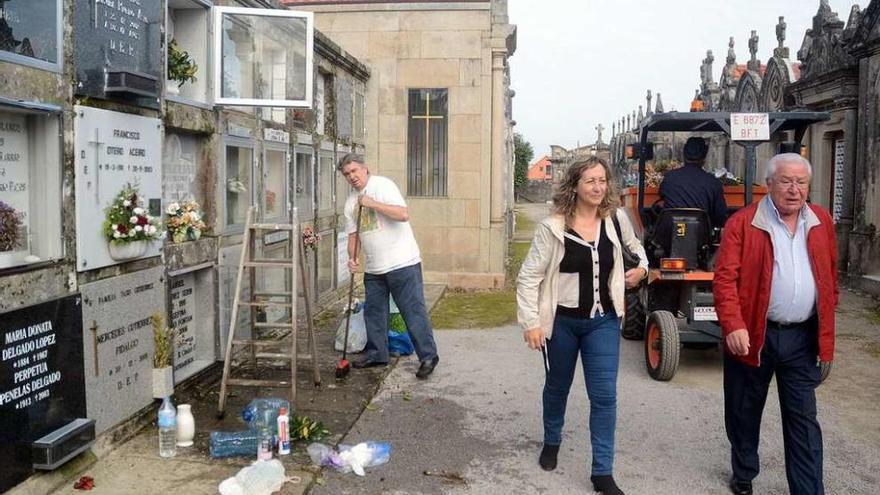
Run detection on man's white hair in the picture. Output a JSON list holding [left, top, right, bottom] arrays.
[[765, 153, 812, 182]]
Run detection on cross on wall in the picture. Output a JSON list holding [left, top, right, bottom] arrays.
[[410, 92, 444, 194]]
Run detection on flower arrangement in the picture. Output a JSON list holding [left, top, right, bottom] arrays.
[[0, 200, 23, 252], [302, 226, 321, 251], [167, 39, 198, 88], [102, 184, 162, 244], [165, 200, 207, 244]]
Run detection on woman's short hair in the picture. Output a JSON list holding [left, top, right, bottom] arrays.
[[552, 156, 620, 220]]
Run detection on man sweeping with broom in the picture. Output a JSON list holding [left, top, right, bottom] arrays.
[[337, 153, 440, 379]]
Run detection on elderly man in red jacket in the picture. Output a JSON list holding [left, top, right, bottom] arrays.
[[713, 153, 838, 495]]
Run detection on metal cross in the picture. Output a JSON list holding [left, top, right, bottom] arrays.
[[410, 92, 444, 194], [90, 320, 100, 377], [87, 128, 106, 203]]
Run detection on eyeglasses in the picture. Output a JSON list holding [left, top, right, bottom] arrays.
[[774, 178, 810, 190], [579, 178, 608, 187]]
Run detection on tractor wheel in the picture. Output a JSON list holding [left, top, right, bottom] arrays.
[[819, 361, 832, 384], [621, 290, 646, 340], [645, 310, 680, 381]]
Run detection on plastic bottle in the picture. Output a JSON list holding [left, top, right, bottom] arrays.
[[158, 397, 177, 458], [276, 407, 290, 455], [209, 430, 259, 458], [257, 426, 273, 461], [241, 398, 290, 434]]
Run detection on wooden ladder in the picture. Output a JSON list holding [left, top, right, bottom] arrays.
[[217, 207, 321, 417]]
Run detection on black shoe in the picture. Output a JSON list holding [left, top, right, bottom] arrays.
[[351, 358, 388, 369], [415, 356, 439, 379], [728, 477, 752, 495], [591, 475, 625, 495], [538, 444, 559, 471]]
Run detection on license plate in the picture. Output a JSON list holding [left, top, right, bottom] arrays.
[[693, 306, 718, 321]]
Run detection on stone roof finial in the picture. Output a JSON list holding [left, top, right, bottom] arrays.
[[655, 93, 664, 114], [775, 16, 789, 58], [646, 90, 653, 117], [727, 36, 736, 65], [748, 30, 761, 71]]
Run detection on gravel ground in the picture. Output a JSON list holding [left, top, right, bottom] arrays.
[[311, 291, 880, 495]]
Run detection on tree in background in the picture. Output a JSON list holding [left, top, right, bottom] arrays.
[[514, 133, 534, 188]]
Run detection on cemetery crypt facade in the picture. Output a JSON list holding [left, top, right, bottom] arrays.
[[0, 0, 382, 491]]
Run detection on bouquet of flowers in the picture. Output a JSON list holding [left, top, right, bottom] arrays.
[[0, 200, 23, 252], [103, 184, 162, 244], [165, 200, 207, 244], [302, 226, 321, 251]]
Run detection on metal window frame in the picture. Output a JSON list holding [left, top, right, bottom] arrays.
[[406, 88, 449, 197], [221, 136, 256, 233], [293, 145, 315, 222], [0, 98, 65, 273], [165, 0, 214, 107], [0, 0, 63, 73], [262, 142, 290, 223], [212, 6, 313, 108]]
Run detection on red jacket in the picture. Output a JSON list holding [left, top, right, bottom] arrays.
[[712, 199, 838, 366]]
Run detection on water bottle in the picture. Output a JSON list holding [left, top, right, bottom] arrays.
[[276, 407, 290, 455], [158, 396, 177, 458], [241, 398, 290, 434], [209, 430, 259, 458], [257, 426, 273, 461]]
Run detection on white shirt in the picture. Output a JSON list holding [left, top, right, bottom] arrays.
[[766, 198, 817, 324], [344, 175, 421, 275]]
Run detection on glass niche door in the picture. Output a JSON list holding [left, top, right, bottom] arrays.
[[263, 145, 289, 222], [223, 139, 255, 231]]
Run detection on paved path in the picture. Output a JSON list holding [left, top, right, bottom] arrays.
[[312, 291, 880, 495]]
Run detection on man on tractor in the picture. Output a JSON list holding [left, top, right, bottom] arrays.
[[658, 136, 728, 229]]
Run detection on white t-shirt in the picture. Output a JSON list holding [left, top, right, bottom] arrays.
[[344, 175, 421, 275]]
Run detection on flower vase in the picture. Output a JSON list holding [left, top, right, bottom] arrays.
[[176, 404, 195, 447], [152, 366, 174, 399], [172, 231, 187, 244], [188, 229, 201, 241], [166, 81, 180, 96], [109, 240, 148, 261]]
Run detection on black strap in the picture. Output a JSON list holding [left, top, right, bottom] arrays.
[[611, 211, 623, 242]]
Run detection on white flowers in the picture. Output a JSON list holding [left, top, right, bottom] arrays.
[[166, 202, 180, 215], [133, 207, 144, 215], [123, 200, 131, 207]]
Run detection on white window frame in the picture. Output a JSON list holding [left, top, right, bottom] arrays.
[[212, 6, 314, 108], [0, 0, 63, 73]]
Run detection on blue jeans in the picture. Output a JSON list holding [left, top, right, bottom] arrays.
[[543, 311, 620, 476], [363, 263, 438, 363], [724, 320, 824, 494]]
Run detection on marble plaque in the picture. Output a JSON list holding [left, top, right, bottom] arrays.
[[0, 295, 86, 492], [74, 106, 163, 272], [162, 133, 200, 205], [169, 268, 216, 383], [80, 266, 165, 434], [336, 78, 352, 139], [74, 0, 162, 106]]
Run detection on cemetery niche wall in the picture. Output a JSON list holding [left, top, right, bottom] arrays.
[[0, 294, 87, 492], [74, 0, 162, 107], [74, 105, 163, 272]]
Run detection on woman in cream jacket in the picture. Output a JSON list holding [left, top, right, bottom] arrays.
[[516, 157, 648, 495]]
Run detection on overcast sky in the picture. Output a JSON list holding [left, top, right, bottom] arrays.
[[508, 0, 870, 159]]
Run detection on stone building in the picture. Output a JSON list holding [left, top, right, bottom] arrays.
[[0, 1, 368, 491], [280, 0, 518, 289], [610, 0, 880, 296]]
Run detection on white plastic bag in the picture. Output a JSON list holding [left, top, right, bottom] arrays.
[[334, 309, 367, 353], [218, 459, 286, 495], [306, 442, 391, 476]]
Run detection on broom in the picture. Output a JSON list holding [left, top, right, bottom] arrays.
[[336, 205, 364, 379]]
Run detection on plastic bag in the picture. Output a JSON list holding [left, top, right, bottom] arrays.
[[307, 442, 391, 476], [218, 459, 286, 495], [388, 312, 414, 355], [335, 305, 367, 353]]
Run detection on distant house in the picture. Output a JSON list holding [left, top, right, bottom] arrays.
[[527, 156, 552, 181]]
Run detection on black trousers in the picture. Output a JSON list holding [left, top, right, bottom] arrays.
[[723, 320, 824, 495]]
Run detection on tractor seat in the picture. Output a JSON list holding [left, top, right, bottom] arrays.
[[649, 208, 712, 270]]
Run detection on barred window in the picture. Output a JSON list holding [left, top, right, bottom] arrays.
[[407, 89, 448, 196]]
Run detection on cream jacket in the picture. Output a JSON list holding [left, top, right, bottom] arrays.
[[516, 209, 649, 339]]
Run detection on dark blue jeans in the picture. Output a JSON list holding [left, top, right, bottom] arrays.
[[363, 263, 438, 363], [543, 311, 620, 476], [724, 321, 824, 495]]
